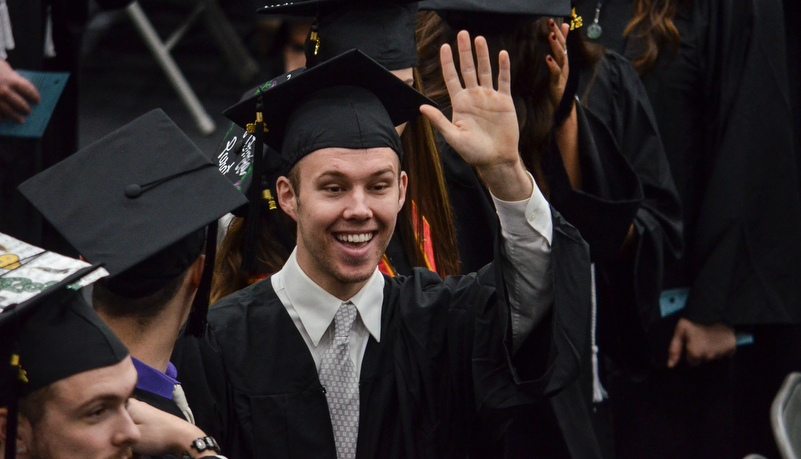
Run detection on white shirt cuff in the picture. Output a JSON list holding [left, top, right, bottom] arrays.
[[491, 172, 553, 245]]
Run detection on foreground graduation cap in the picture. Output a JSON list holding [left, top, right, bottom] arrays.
[[18, 109, 248, 336], [0, 258, 126, 459], [259, 0, 419, 69]]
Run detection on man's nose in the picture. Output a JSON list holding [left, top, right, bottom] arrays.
[[342, 188, 373, 220]]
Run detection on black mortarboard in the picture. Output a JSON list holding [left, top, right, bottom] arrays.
[[1, 261, 127, 458], [17, 110, 247, 335], [420, 0, 571, 35], [259, 0, 419, 70], [223, 49, 434, 166]]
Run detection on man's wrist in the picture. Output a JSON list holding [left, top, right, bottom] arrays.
[[476, 156, 533, 202]]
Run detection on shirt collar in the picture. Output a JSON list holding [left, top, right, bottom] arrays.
[[131, 357, 179, 400], [280, 249, 384, 346]]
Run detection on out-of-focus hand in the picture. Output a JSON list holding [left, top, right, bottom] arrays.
[[127, 398, 219, 458], [420, 30, 531, 202], [0, 60, 40, 124], [546, 19, 570, 111], [667, 318, 737, 368]]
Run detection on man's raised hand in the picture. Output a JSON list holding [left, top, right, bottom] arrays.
[[420, 30, 532, 202]]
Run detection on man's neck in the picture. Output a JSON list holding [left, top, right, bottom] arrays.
[[97, 305, 184, 374]]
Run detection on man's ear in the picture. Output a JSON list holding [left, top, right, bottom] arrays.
[[398, 171, 408, 210], [0, 408, 32, 458], [276, 177, 298, 221], [189, 254, 205, 289]]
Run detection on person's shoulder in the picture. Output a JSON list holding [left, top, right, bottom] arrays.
[[208, 277, 279, 323]]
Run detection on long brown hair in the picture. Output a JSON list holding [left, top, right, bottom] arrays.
[[417, 12, 555, 195], [211, 210, 296, 303], [623, 0, 689, 74], [399, 68, 461, 277]]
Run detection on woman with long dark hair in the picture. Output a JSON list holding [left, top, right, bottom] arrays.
[[572, 0, 801, 456]]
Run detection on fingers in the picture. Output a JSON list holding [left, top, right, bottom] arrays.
[[474, 36, 493, 88], [439, 43, 464, 100], [0, 99, 26, 124], [497, 50, 511, 95], [457, 30, 478, 88], [666, 324, 686, 368], [13, 77, 40, 105], [548, 19, 567, 69]]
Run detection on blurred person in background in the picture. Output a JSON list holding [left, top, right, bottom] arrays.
[[572, 0, 801, 457], [0, 0, 131, 256]]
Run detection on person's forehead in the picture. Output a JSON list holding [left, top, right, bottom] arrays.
[[49, 357, 137, 405], [299, 147, 401, 175]]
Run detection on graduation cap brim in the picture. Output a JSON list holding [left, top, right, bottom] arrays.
[[258, 0, 418, 17], [419, 0, 570, 17], [223, 49, 436, 154]]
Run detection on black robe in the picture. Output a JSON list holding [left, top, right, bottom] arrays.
[[173, 211, 591, 459], [575, 0, 801, 456], [577, 0, 801, 327]]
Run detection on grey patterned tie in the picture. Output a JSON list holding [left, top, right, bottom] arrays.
[[319, 301, 360, 459]]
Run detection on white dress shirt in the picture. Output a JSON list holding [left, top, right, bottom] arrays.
[[272, 172, 553, 377]]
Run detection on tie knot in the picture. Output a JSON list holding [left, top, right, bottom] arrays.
[[334, 302, 358, 340]]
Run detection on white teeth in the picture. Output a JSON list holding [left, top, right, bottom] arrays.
[[337, 233, 373, 243]]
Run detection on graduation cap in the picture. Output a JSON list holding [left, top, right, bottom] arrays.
[[221, 49, 435, 273], [259, 0, 419, 70], [1, 262, 127, 459], [419, 0, 571, 35], [17, 109, 248, 337]]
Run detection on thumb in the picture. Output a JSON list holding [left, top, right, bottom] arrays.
[[667, 323, 686, 368], [419, 104, 456, 140]]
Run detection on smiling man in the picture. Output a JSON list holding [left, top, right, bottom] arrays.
[[176, 32, 590, 459]]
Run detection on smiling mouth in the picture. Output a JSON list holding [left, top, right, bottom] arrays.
[[335, 232, 375, 244]]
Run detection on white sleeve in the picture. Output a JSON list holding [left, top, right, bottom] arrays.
[[491, 172, 554, 352]]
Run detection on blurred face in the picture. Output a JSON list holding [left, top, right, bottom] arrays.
[[390, 68, 415, 136], [22, 357, 140, 459], [277, 147, 407, 300]]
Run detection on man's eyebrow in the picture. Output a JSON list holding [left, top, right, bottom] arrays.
[[315, 168, 396, 180], [404, 78, 414, 86], [75, 393, 126, 411]]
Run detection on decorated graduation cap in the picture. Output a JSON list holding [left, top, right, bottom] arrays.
[[259, 0, 419, 69], [420, 0, 571, 35], [221, 50, 434, 273], [0, 247, 126, 458], [18, 109, 248, 337]]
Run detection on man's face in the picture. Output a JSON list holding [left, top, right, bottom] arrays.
[[23, 357, 140, 459], [278, 147, 407, 299]]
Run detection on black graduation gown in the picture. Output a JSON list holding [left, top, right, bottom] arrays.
[[580, 0, 801, 327], [574, 0, 801, 457], [173, 210, 591, 459]]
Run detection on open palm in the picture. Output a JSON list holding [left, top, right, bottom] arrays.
[[421, 31, 520, 170]]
